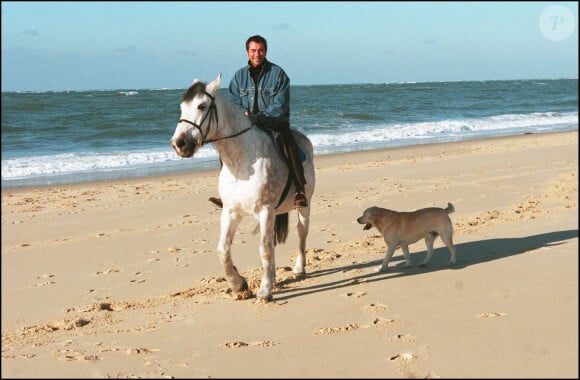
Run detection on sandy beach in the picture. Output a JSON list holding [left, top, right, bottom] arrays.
[[2, 131, 578, 378]]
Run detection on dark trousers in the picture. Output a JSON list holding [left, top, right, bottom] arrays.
[[271, 121, 306, 190]]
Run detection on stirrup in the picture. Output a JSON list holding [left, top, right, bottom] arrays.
[[294, 192, 308, 208], [209, 197, 223, 208]]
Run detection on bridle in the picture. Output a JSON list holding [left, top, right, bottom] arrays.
[[178, 91, 253, 146]]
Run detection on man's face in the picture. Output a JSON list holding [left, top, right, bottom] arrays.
[[247, 41, 266, 68]]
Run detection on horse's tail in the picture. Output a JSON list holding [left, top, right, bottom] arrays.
[[274, 213, 289, 246]]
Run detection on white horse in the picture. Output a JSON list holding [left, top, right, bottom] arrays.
[[170, 74, 315, 302]]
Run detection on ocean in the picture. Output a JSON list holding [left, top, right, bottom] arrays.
[[1, 79, 578, 190]]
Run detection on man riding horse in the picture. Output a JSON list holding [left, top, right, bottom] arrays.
[[209, 34, 308, 209]]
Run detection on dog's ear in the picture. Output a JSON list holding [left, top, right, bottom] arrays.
[[363, 223, 372, 230]]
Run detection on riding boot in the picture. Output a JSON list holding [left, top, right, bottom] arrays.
[[280, 131, 308, 208]]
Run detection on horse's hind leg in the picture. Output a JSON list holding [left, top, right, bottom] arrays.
[[293, 206, 310, 276], [217, 210, 248, 293]]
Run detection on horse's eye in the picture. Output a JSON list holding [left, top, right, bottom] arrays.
[[198, 104, 206, 111]]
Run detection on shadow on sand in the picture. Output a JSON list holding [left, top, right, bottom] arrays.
[[274, 229, 578, 301]]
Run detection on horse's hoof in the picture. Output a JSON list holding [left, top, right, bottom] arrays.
[[292, 264, 306, 275], [292, 270, 306, 279], [229, 276, 248, 293], [256, 289, 273, 303], [235, 288, 253, 300]]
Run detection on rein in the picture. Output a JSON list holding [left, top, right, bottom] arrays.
[[178, 90, 288, 210], [179, 92, 253, 146]]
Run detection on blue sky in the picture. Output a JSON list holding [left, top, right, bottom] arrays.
[[1, 1, 578, 92]]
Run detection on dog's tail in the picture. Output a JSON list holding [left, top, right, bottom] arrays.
[[445, 202, 455, 214]]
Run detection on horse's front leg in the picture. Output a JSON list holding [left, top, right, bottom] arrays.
[[293, 206, 310, 276], [256, 208, 276, 302], [217, 209, 247, 294]]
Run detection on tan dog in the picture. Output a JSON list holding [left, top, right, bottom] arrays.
[[357, 203, 456, 272]]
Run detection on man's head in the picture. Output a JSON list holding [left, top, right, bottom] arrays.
[[246, 35, 267, 68]]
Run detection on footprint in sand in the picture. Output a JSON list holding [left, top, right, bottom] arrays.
[[221, 341, 278, 348], [390, 352, 416, 361], [36, 274, 55, 279], [47, 318, 91, 330], [124, 347, 161, 354], [129, 271, 147, 283], [372, 317, 398, 328], [311, 251, 342, 262], [390, 352, 420, 377], [35, 280, 56, 286], [390, 351, 439, 378], [2, 353, 36, 359], [344, 291, 367, 298], [96, 268, 119, 275], [363, 302, 388, 313], [53, 349, 101, 362], [34, 274, 56, 286], [314, 323, 369, 335], [478, 312, 507, 318], [389, 333, 416, 343]]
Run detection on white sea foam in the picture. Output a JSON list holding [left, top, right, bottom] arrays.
[[1, 147, 218, 181], [1, 111, 577, 188], [309, 112, 578, 153]]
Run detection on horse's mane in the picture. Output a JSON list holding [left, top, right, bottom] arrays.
[[182, 82, 206, 102], [181, 79, 250, 128]]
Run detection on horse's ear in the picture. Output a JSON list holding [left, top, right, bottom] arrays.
[[206, 73, 222, 96], [192, 78, 199, 85]]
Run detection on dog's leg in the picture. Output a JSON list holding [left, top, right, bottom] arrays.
[[440, 234, 456, 265], [400, 244, 412, 267], [376, 244, 398, 272], [419, 233, 436, 266]]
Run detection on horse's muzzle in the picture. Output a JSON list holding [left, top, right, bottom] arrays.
[[170, 133, 196, 158]]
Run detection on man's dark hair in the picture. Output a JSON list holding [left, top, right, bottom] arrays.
[[246, 35, 268, 52]]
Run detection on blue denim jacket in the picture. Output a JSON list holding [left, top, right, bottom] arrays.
[[226, 59, 290, 127]]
